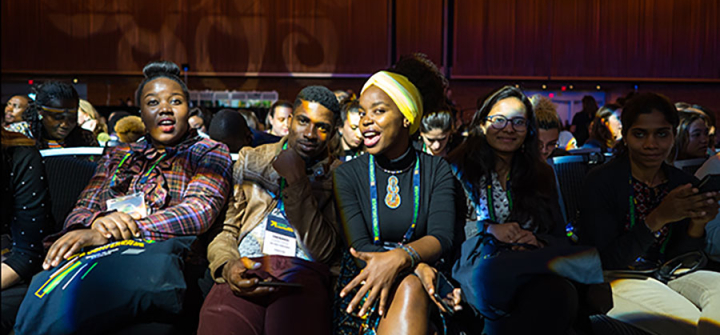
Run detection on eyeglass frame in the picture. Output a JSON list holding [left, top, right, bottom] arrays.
[[483, 115, 528, 131]]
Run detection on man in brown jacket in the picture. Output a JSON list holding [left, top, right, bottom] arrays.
[[197, 86, 342, 335]]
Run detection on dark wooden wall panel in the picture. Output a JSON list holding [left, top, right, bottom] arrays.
[[395, 0, 443, 66]]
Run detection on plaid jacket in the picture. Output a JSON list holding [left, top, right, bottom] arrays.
[[56, 133, 232, 242]]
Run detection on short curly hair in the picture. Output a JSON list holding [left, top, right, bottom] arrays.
[[294, 85, 341, 119], [531, 95, 561, 130]]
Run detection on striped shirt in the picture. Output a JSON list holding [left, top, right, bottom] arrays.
[[60, 133, 232, 241]]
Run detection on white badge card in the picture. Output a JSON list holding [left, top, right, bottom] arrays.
[[106, 192, 148, 219], [262, 209, 297, 257]]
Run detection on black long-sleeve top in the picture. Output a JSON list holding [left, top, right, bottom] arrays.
[[333, 147, 456, 255], [577, 153, 704, 270], [1, 145, 52, 281]]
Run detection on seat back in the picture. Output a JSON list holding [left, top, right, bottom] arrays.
[[552, 151, 609, 225], [41, 148, 103, 232], [673, 157, 707, 176]]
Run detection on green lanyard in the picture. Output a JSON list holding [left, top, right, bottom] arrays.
[[628, 176, 672, 253], [276, 142, 289, 212], [486, 173, 512, 222], [369, 154, 421, 245], [110, 151, 166, 186]]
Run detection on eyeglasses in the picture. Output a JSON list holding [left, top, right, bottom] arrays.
[[484, 115, 528, 131], [39, 105, 78, 122]]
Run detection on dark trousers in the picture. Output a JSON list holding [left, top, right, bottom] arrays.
[[482, 275, 579, 335], [1, 283, 28, 335], [197, 256, 331, 335]]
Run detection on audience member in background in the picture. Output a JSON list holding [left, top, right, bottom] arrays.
[[558, 130, 578, 151], [338, 98, 364, 162], [691, 105, 716, 152], [198, 86, 342, 335], [532, 95, 568, 161], [694, 153, 720, 262], [114, 115, 145, 143], [3, 95, 30, 127], [22, 81, 98, 149], [78, 99, 109, 144], [448, 86, 576, 334], [571, 95, 598, 146], [334, 89, 350, 103], [669, 111, 711, 163], [583, 104, 622, 153], [0, 129, 52, 335], [105, 110, 131, 145], [208, 109, 252, 153], [265, 100, 292, 137], [241, 108, 281, 147], [41, 60, 232, 271], [417, 109, 455, 157], [189, 106, 212, 138], [334, 54, 455, 335], [577, 92, 720, 335]]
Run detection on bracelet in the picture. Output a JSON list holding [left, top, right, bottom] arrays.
[[400, 245, 416, 268], [405, 245, 421, 263]]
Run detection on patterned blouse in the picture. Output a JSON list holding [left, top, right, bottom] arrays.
[[57, 133, 232, 241], [625, 177, 671, 266]]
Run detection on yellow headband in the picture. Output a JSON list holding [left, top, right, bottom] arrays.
[[361, 71, 423, 134]]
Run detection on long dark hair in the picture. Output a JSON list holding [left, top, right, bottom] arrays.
[[448, 86, 557, 233], [587, 103, 621, 151]]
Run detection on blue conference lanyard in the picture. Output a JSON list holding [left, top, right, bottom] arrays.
[[368, 154, 420, 245], [110, 151, 167, 187]]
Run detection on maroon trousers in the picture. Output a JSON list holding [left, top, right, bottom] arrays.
[[197, 256, 332, 335]]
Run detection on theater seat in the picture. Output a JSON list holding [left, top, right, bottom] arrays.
[[551, 151, 608, 226], [41, 153, 99, 232]]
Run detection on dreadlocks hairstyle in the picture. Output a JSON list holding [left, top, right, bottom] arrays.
[[448, 85, 558, 234], [135, 61, 189, 106], [23, 80, 82, 148]]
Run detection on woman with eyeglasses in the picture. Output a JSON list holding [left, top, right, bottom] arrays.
[[446, 86, 577, 334], [18, 81, 97, 149]]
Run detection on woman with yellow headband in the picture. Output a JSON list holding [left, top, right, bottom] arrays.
[[333, 54, 459, 334]]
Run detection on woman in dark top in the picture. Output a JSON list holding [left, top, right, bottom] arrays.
[[1, 129, 52, 335], [577, 92, 720, 335], [447, 86, 578, 334], [334, 54, 456, 334], [21, 81, 98, 149], [583, 103, 622, 153]]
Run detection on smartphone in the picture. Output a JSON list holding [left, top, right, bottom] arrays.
[[434, 272, 456, 316], [256, 280, 302, 288], [697, 174, 720, 193]]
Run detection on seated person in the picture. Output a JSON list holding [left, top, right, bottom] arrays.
[[208, 109, 253, 153], [198, 86, 342, 335], [669, 111, 711, 163], [189, 107, 212, 138], [582, 104, 622, 153], [21, 81, 98, 149], [447, 86, 576, 334], [334, 54, 456, 335], [532, 94, 569, 161], [265, 100, 292, 137], [1, 129, 52, 335], [694, 153, 720, 261], [114, 115, 145, 143], [338, 98, 364, 161], [577, 92, 720, 335], [417, 109, 455, 158], [3, 95, 30, 127], [239, 108, 281, 147]]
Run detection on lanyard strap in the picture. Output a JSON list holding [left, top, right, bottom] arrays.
[[486, 173, 512, 222], [628, 176, 672, 253], [277, 142, 289, 212], [368, 154, 421, 245], [110, 151, 166, 186]]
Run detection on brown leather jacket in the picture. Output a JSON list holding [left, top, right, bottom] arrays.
[[207, 139, 342, 282]]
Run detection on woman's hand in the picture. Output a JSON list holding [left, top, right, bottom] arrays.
[[486, 222, 523, 243], [414, 263, 463, 313], [43, 229, 108, 270], [91, 211, 142, 240], [646, 184, 718, 232], [339, 248, 410, 317]]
